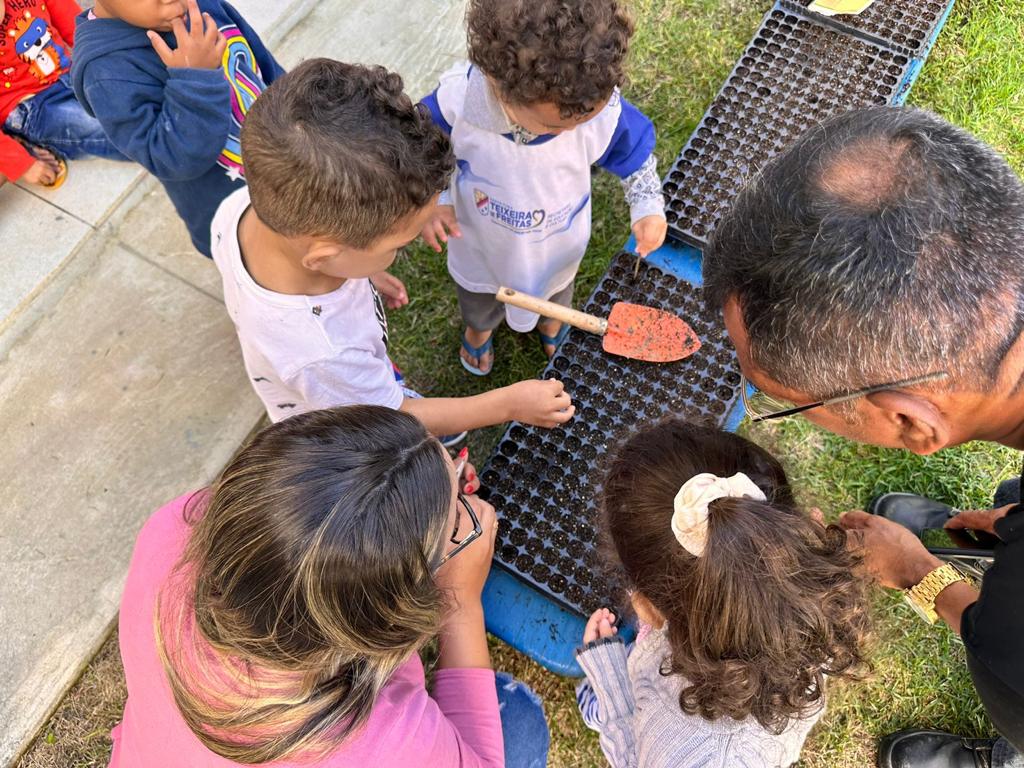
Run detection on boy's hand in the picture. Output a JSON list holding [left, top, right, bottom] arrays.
[[370, 271, 409, 309], [506, 379, 575, 428], [632, 214, 668, 259], [421, 204, 462, 253], [148, 0, 227, 70], [583, 608, 618, 644], [22, 155, 61, 186]]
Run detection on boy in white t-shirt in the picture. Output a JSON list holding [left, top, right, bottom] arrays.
[[419, 0, 668, 376], [211, 58, 575, 441]]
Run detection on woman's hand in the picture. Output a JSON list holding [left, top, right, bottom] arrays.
[[583, 608, 617, 644], [435, 494, 497, 670], [435, 495, 497, 607]]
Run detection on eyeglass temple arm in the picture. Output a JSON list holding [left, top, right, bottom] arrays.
[[751, 371, 949, 423]]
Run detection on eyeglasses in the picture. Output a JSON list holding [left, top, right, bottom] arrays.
[[740, 370, 950, 422], [435, 492, 483, 569]]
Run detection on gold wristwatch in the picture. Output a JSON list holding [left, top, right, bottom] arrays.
[[903, 562, 974, 624]]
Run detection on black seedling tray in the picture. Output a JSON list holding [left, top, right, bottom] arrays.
[[478, 252, 743, 617], [662, 7, 912, 248], [780, 0, 951, 58]]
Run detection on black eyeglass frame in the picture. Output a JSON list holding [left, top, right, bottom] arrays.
[[740, 370, 950, 423], [434, 493, 483, 570]]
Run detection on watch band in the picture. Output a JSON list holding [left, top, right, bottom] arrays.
[[903, 563, 972, 624]]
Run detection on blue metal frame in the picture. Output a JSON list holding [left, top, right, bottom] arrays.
[[895, 0, 956, 104]]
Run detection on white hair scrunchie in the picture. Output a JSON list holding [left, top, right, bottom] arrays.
[[671, 472, 767, 556]]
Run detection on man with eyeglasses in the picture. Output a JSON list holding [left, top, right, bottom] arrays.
[[703, 106, 1024, 768]]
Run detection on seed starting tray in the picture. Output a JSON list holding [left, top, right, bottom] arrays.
[[478, 251, 742, 617], [779, 0, 951, 58], [662, 7, 913, 248]]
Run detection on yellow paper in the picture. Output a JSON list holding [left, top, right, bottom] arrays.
[[807, 0, 877, 15]]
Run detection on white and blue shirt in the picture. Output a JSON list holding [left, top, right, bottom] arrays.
[[422, 63, 665, 331]]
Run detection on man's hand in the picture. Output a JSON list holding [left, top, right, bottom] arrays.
[[839, 510, 943, 590], [945, 503, 1013, 537], [631, 214, 668, 259], [421, 204, 461, 253], [21, 155, 61, 186], [148, 0, 226, 70], [370, 271, 409, 309]]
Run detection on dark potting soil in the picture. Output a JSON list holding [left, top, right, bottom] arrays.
[[780, 0, 951, 58], [662, 7, 913, 248], [478, 252, 743, 617]]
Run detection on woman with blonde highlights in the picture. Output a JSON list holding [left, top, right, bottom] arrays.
[[109, 405, 549, 767]]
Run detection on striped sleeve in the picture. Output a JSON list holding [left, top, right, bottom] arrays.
[[576, 638, 638, 767]]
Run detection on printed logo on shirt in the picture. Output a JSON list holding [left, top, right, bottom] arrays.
[[370, 284, 389, 349], [7, 11, 69, 83], [472, 187, 591, 243], [473, 188, 546, 233], [216, 25, 268, 181]]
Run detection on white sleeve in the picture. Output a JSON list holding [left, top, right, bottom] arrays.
[[287, 350, 404, 412]]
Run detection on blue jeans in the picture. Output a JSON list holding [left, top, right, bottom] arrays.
[[3, 73, 125, 162], [496, 672, 549, 768]]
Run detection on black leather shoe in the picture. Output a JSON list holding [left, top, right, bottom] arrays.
[[993, 477, 1020, 509], [868, 493, 957, 537], [878, 729, 997, 768]]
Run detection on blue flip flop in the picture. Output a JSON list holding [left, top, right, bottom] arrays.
[[460, 331, 494, 376], [537, 323, 571, 357]]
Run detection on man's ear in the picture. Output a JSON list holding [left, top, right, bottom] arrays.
[[865, 390, 952, 455]]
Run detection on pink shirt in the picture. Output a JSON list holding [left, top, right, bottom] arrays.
[[110, 493, 505, 768]]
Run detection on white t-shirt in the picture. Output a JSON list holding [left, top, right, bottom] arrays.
[[210, 187, 403, 422]]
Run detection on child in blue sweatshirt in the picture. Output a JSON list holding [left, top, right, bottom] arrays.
[[70, 0, 283, 256]]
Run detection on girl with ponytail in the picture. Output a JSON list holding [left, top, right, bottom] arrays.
[[576, 419, 871, 767]]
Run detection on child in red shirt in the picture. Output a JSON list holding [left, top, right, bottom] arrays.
[[2, 0, 123, 186]]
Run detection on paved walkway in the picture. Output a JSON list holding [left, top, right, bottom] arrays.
[[0, 2, 466, 764]]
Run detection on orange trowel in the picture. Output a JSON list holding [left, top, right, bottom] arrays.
[[495, 286, 701, 363]]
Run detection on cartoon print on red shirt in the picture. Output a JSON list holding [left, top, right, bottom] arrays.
[[7, 11, 69, 83]]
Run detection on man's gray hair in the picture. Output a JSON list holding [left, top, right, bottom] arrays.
[[703, 106, 1024, 398]]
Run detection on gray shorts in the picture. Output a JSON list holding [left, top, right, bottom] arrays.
[[456, 283, 574, 331]]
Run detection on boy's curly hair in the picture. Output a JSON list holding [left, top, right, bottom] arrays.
[[467, 0, 634, 117], [601, 420, 871, 733], [242, 59, 453, 247]]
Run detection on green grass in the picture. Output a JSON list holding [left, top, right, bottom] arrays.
[[17, 1, 1024, 766]]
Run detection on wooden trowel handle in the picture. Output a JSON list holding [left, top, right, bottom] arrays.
[[495, 287, 607, 335]]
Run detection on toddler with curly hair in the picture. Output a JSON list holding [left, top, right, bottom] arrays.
[[576, 420, 872, 767], [420, 0, 668, 376]]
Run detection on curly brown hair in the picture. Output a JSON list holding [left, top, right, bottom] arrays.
[[242, 59, 454, 248], [466, 0, 634, 117], [601, 420, 871, 733]]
